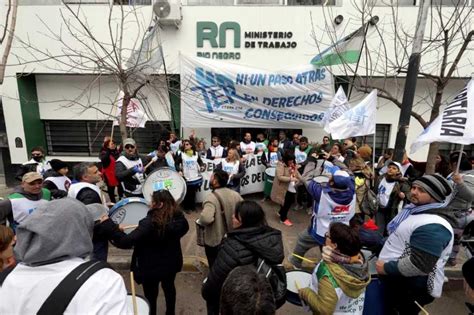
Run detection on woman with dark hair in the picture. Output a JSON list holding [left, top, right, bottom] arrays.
[[299, 222, 370, 315], [0, 225, 15, 271], [99, 137, 123, 203], [202, 201, 284, 315], [270, 151, 300, 226], [175, 139, 205, 212], [446, 151, 474, 266], [326, 143, 345, 162], [102, 190, 189, 315]]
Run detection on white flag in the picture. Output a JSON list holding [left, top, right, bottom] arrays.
[[327, 89, 377, 139], [113, 91, 149, 128], [126, 23, 163, 76], [410, 79, 474, 154], [323, 86, 350, 133]]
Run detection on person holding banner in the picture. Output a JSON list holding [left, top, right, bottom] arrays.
[[175, 139, 205, 212], [240, 133, 256, 159], [216, 148, 246, 193], [446, 151, 474, 266]]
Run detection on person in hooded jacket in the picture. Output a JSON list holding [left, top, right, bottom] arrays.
[[202, 201, 284, 315], [348, 157, 373, 221], [299, 222, 370, 315], [374, 161, 411, 236], [289, 169, 356, 269], [43, 159, 71, 199]]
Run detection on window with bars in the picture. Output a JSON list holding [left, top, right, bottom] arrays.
[[45, 120, 171, 156], [438, 143, 474, 158], [358, 124, 391, 156]]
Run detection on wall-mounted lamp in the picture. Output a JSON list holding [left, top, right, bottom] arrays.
[[369, 16, 380, 26], [334, 15, 344, 25]]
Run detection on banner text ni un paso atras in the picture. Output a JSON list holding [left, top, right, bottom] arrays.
[[180, 55, 334, 128]]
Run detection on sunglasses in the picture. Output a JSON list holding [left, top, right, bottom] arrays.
[[125, 145, 135, 149]]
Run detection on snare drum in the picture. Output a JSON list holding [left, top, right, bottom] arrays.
[[186, 175, 203, 187], [109, 197, 149, 234], [142, 167, 187, 204], [286, 270, 312, 306], [126, 294, 150, 315]]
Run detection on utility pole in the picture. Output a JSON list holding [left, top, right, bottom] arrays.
[[393, 0, 430, 162]]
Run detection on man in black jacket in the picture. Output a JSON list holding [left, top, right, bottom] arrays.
[[68, 163, 103, 205]]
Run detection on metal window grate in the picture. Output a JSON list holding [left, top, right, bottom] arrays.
[[360, 124, 391, 156], [45, 120, 171, 156]]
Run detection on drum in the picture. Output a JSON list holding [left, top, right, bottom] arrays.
[[286, 270, 312, 306], [126, 294, 150, 315], [109, 197, 149, 234], [186, 175, 204, 187], [313, 175, 330, 184], [142, 167, 187, 204], [264, 167, 276, 197], [363, 275, 385, 315]]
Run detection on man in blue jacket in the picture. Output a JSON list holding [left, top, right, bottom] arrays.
[[289, 169, 356, 268]]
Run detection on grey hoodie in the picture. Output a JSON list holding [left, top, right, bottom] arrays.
[[14, 198, 94, 266]]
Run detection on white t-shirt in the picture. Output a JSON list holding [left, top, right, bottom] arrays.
[[0, 258, 130, 315]]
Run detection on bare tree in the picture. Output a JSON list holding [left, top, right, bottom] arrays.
[[0, 0, 18, 85], [9, 1, 173, 141], [313, 0, 473, 173]]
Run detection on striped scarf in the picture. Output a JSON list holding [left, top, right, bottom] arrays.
[[387, 194, 452, 234]]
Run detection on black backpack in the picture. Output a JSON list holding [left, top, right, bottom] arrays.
[[255, 258, 287, 309]]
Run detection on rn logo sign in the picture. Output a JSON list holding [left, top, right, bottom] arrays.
[[196, 21, 297, 60]]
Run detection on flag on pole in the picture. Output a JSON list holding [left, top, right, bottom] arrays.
[[113, 91, 150, 128], [410, 79, 474, 154], [323, 86, 350, 133], [127, 22, 163, 76], [327, 89, 377, 139], [310, 26, 365, 67]]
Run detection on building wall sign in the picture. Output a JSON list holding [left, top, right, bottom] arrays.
[[196, 21, 297, 60]]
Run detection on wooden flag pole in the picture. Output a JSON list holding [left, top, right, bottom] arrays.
[[130, 271, 138, 315], [455, 144, 465, 174]]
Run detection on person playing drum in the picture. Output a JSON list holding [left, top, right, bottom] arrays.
[[175, 139, 205, 212], [115, 138, 151, 198], [298, 222, 370, 315]]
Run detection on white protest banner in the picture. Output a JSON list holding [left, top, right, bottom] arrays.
[[113, 91, 149, 128], [327, 89, 377, 139], [195, 154, 267, 203], [410, 79, 474, 154], [323, 86, 350, 133], [180, 55, 334, 128]]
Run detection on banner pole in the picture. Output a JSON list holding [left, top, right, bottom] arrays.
[[372, 132, 376, 187], [455, 144, 464, 174]]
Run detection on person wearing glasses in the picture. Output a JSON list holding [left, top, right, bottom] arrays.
[[206, 136, 227, 162], [0, 172, 51, 228], [115, 138, 150, 198], [320, 136, 332, 153]]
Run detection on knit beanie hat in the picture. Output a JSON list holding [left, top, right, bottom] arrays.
[[463, 257, 474, 289], [50, 159, 68, 172], [412, 174, 452, 202]]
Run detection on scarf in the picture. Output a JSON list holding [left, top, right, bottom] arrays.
[[386, 194, 452, 234], [185, 149, 194, 157], [322, 246, 362, 265]]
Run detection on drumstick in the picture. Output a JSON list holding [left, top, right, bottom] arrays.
[[122, 224, 138, 230], [291, 253, 316, 264], [130, 271, 138, 315], [143, 159, 154, 171], [294, 281, 307, 307], [414, 301, 429, 315]]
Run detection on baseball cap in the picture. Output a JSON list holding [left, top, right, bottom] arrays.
[[123, 138, 136, 147], [388, 161, 402, 172], [22, 172, 43, 183]]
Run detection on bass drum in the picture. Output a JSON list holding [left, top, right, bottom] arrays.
[[142, 167, 187, 204], [108, 197, 149, 234]]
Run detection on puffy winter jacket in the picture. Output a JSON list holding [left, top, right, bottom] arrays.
[[202, 225, 284, 305]]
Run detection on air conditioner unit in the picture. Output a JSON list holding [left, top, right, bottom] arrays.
[[153, 0, 182, 29]]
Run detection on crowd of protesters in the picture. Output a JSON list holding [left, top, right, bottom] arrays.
[[0, 129, 473, 315]]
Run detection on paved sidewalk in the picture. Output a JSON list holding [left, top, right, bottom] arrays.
[[108, 193, 465, 278]]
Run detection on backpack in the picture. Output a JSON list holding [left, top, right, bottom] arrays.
[[255, 258, 287, 309], [358, 183, 378, 217]]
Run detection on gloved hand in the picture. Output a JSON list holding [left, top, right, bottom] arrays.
[[132, 165, 143, 174]]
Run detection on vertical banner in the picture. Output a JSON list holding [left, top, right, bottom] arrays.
[[180, 55, 334, 128], [195, 154, 267, 203]]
